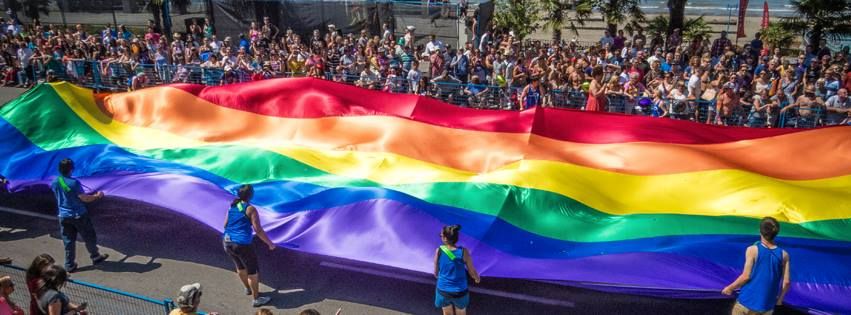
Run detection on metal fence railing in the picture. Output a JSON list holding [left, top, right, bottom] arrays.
[[18, 59, 845, 129], [1, 264, 175, 315]]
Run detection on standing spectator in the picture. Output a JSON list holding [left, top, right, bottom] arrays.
[[711, 31, 732, 58], [0, 276, 24, 315], [586, 65, 608, 111], [382, 23, 393, 42], [600, 30, 614, 48], [666, 28, 682, 53], [223, 185, 275, 307], [688, 67, 704, 99], [632, 28, 646, 48], [520, 76, 543, 109], [15, 41, 33, 87], [425, 34, 445, 58], [451, 48, 469, 83], [36, 265, 88, 315], [429, 49, 444, 78], [26, 254, 55, 315], [824, 67, 841, 98], [50, 159, 109, 272], [203, 18, 215, 39], [407, 59, 422, 93], [434, 225, 480, 315], [612, 29, 626, 52], [722, 217, 791, 315], [826, 88, 850, 124], [750, 32, 763, 58]]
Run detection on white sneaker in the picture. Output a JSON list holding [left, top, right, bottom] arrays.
[[252, 296, 271, 307]]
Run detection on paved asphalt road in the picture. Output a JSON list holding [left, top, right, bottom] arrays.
[[0, 86, 805, 315]]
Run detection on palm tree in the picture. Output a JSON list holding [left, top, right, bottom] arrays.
[[540, 0, 572, 43], [779, 0, 851, 50], [492, 0, 540, 40], [667, 0, 687, 36], [571, 0, 646, 36]]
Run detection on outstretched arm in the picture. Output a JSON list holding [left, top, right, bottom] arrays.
[[433, 248, 440, 279], [78, 191, 103, 203], [463, 248, 481, 284], [777, 251, 792, 305], [247, 205, 275, 250], [723, 245, 757, 295]]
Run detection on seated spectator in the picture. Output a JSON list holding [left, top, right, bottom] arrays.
[[26, 254, 54, 315], [36, 265, 88, 315], [0, 276, 24, 315], [170, 283, 213, 315]]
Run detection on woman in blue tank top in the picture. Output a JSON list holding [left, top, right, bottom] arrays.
[[222, 184, 276, 307], [433, 225, 480, 315], [722, 217, 791, 315]]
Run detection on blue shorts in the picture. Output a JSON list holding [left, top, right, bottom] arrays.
[[434, 288, 469, 309]]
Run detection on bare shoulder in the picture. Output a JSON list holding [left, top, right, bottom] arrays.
[[746, 245, 758, 255]]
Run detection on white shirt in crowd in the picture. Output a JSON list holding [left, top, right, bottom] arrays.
[[17, 46, 33, 67], [688, 73, 702, 98], [425, 39, 444, 56], [407, 68, 422, 92]]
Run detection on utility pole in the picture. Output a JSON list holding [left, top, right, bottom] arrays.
[[111, 0, 119, 33]]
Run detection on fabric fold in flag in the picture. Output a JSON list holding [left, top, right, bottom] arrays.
[[1, 79, 849, 314]]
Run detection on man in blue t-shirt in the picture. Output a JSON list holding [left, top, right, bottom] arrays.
[[50, 159, 109, 272]]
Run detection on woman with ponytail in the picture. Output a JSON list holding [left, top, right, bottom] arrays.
[[222, 184, 275, 307], [433, 225, 480, 315]]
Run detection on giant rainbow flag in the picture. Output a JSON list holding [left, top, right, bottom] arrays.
[[1, 79, 849, 312]]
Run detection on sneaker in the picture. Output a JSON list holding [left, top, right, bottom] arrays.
[[0, 257, 11, 265], [92, 254, 109, 265], [245, 287, 252, 295], [252, 296, 271, 307], [67, 263, 79, 273]]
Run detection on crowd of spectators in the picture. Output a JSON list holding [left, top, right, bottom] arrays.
[[0, 12, 850, 127]]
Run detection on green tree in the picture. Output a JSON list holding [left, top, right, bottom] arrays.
[[5, 0, 50, 20], [779, 0, 851, 50], [539, 0, 572, 43], [647, 15, 710, 41], [761, 23, 796, 50], [571, 0, 646, 36], [492, 0, 541, 40]]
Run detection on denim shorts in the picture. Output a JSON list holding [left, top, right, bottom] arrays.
[[434, 288, 469, 309]]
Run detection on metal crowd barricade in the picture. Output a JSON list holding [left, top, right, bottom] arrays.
[[606, 94, 630, 114], [693, 100, 716, 124], [550, 89, 586, 110], [779, 107, 825, 128], [20, 60, 835, 130], [0, 264, 175, 315]]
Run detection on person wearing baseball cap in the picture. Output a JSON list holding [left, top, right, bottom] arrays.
[[170, 283, 212, 315]]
